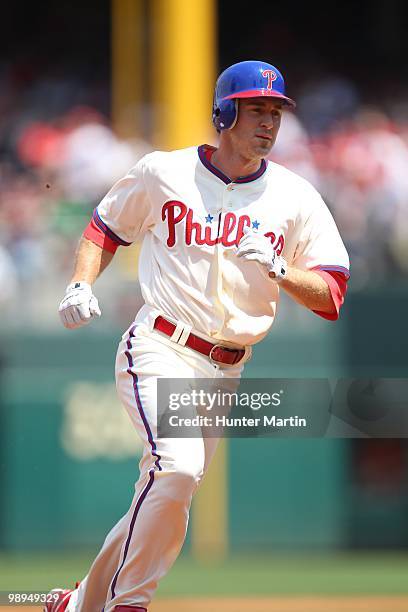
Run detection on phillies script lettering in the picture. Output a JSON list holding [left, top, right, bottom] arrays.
[[162, 201, 284, 254]]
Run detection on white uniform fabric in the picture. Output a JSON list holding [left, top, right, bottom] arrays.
[[69, 321, 243, 612], [68, 145, 349, 611], [96, 145, 349, 345]]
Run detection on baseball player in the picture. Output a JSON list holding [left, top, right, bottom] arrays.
[[49, 60, 349, 612]]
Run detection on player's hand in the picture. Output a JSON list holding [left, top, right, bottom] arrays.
[[58, 281, 101, 329], [236, 227, 276, 270], [236, 227, 287, 280]]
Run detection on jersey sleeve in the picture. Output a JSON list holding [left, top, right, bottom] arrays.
[[292, 189, 350, 320], [292, 192, 350, 278], [83, 156, 156, 252]]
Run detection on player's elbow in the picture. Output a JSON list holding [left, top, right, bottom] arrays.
[[312, 297, 342, 321]]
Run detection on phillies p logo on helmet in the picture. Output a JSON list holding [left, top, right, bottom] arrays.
[[262, 69, 277, 90]]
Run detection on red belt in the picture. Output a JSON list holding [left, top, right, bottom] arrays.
[[153, 316, 246, 366]]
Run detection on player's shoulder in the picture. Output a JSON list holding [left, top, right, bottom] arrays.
[[267, 161, 322, 200], [268, 161, 326, 209]]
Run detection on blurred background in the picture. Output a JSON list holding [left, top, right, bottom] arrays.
[[1, 0, 408, 600]]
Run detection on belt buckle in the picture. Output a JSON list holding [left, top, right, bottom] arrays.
[[209, 344, 227, 365], [209, 344, 244, 366]]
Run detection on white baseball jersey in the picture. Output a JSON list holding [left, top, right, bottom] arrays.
[[88, 144, 349, 346]]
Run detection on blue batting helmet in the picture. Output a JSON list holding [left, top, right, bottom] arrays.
[[212, 60, 296, 130]]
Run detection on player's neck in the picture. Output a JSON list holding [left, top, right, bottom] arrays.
[[211, 144, 262, 182]]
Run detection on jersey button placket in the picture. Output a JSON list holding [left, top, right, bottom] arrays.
[[223, 183, 234, 211]]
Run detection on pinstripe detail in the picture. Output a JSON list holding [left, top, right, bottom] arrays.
[[109, 325, 163, 600], [198, 145, 267, 184], [92, 209, 132, 246], [125, 325, 162, 471], [110, 470, 155, 599], [314, 265, 350, 278]]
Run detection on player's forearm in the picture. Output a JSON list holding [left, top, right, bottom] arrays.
[[276, 267, 335, 314], [70, 237, 115, 285]]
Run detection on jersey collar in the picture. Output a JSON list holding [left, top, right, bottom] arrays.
[[198, 144, 267, 185]]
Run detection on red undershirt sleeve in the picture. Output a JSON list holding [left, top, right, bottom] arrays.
[[312, 269, 349, 321], [82, 209, 132, 254]]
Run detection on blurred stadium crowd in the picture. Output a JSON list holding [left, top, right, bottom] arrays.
[[1, 70, 408, 327]]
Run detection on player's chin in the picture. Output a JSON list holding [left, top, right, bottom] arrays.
[[252, 136, 274, 154]]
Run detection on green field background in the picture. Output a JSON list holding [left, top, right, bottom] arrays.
[[1, 552, 408, 595], [1, 288, 408, 594]]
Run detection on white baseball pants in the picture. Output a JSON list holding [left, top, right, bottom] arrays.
[[67, 313, 246, 611]]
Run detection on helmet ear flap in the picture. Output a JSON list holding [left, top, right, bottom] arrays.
[[212, 99, 237, 131]]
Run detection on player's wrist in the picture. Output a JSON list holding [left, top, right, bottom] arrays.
[[268, 256, 288, 282], [66, 281, 92, 293]]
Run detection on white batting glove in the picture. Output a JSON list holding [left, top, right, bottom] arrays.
[[58, 281, 101, 329], [236, 228, 288, 281]]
